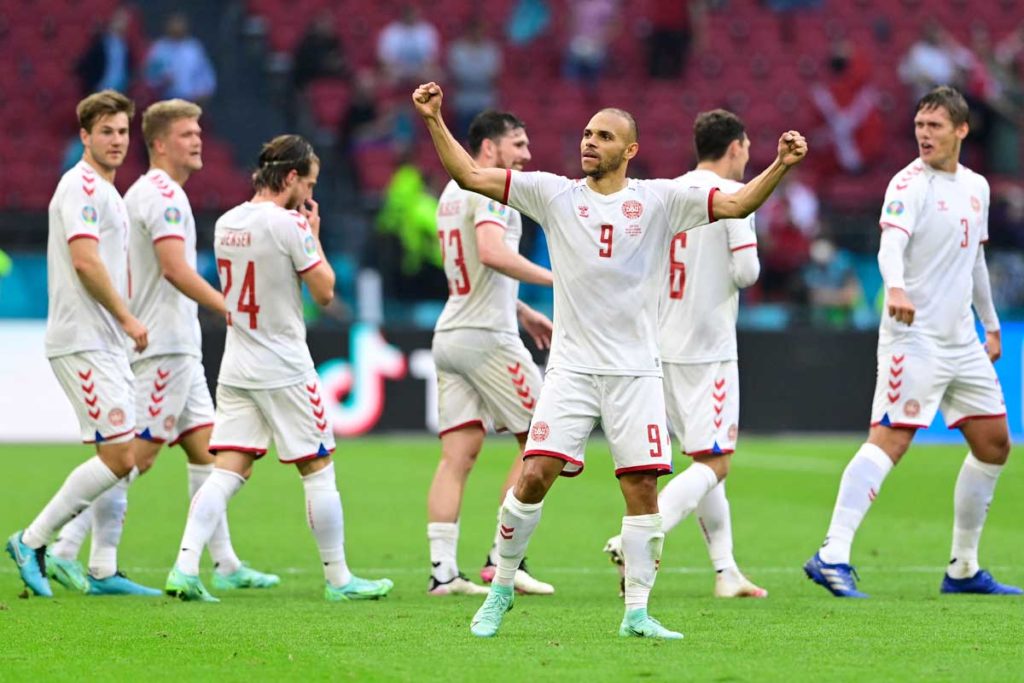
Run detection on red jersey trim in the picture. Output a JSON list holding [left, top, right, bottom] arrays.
[[869, 420, 925, 430], [730, 243, 756, 252], [707, 187, 719, 222], [136, 432, 167, 444], [168, 422, 214, 447], [281, 446, 336, 464], [209, 444, 269, 457], [947, 413, 1006, 429], [685, 448, 735, 457], [879, 222, 911, 237], [614, 463, 673, 477], [524, 448, 584, 477], [438, 419, 486, 439], [83, 427, 136, 444], [67, 234, 99, 244], [297, 259, 322, 274], [153, 234, 186, 244], [474, 220, 507, 232], [502, 169, 512, 205]]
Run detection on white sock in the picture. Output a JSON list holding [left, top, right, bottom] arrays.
[[948, 452, 1003, 579], [188, 463, 242, 576], [658, 462, 719, 533], [622, 513, 665, 613], [176, 468, 246, 575], [302, 463, 352, 588], [88, 471, 135, 579], [23, 456, 120, 548], [494, 490, 543, 587], [51, 507, 93, 561], [696, 481, 737, 572], [819, 443, 894, 565], [427, 521, 459, 582]]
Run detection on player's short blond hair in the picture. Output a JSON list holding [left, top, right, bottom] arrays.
[[141, 99, 203, 150], [77, 90, 135, 134]]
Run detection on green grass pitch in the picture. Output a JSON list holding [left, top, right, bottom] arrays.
[[1, 436, 1021, 682]]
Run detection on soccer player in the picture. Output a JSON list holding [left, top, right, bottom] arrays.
[[45, 100, 279, 593], [164, 135, 392, 602], [429, 110, 555, 596], [412, 81, 806, 638], [805, 86, 1021, 597], [5, 90, 158, 597], [604, 110, 766, 599]]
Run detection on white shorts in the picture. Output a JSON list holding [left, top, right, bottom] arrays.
[[433, 329, 542, 436], [209, 371, 336, 463], [663, 360, 739, 456], [132, 354, 215, 446], [870, 343, 1006, 429], [523, 368, 672, 478], [50, 350, 135, 445]]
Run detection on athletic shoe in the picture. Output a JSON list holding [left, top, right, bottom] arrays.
[[324, 576, 393, 601], [165, 565, 220, 602], [803, 552, 868, 598], [5, 531, 52, 597], [940, 569, 1023, 595], [87, 571, 162, 596], [602, 534, 626, 598], [428, 572, 489, 595], [480, 556, 555, 595], [46, 552, 89, 594], [618, 608, 684, 640], [211, 563, 281, 590], [470, 584, 514, 638], [714, 568, 768, 598]]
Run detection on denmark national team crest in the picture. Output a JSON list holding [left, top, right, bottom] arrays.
[[81, 206, 98, 224], [622, 200, 643, 220], [164, 207, 182, 224], [109, 408, 125, 427], [885, 200, 905, 216], [531, 421, 550, 442], [971, 196, 982, 213], [903, 399, 921, 418]]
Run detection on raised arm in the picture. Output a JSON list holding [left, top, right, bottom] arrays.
[[712, 131, 808, 219], [412, 82, 510, 202]]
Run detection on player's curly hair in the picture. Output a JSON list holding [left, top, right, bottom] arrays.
[[916, 86, 969, 127], [251, 134, 320, 193], [77, 90, 135, 133]]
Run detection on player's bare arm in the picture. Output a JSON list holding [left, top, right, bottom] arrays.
[[299, 198, 335, 306], [516, 300, 553, 350], [412, 82, 510, 202], [477, 223, 553, 286], [154, 238, 228, 316], [713, 132, 807, 219], [69, 237, 148, 351]]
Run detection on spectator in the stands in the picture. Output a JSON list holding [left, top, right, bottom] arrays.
[[644, 0, 705, 79], [448, 18, 502, 138], [563, 0, 619, 87], [293, 10, 348, 92], [144, 12, 217, 104], [898, 21, 971, 99], [757, 173, 819, 301], [377, 5, 440, 85], [75, 6, 136, 96], [802, 238, 864, 329]]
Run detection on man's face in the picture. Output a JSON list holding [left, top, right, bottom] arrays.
[[82, 112, 130, 171], [157, 117, 203, 173], [286, 162, 319, 210], [914, 105, 967, 170], [493, 127, 531, 171], [580, 111, 635, 179]]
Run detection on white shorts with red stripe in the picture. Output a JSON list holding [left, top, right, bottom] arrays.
[[870, 342, 1005, 430], [50, 350, 135, 445], [209, 371, 336, 463], [433, 329, 541, 437], [523, 368, 672, 478], [132, 354, 214, 445], [663, 360, 739, 456]]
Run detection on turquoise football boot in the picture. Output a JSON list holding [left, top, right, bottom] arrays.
[[470, 584, 514, 637], [324, 575, 394, 602], [211, 562, 281, 590], [87, 570, 162, 596], [46, 551, 89, 593], [5, 531, 52, 597], [618, 608, 684, 640], [165, 564, 220, 602]]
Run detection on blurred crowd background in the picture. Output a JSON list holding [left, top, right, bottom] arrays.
[[2, 0, 1024, 331]]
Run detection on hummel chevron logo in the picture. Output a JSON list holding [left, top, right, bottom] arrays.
[[499, 525, 514, 540]]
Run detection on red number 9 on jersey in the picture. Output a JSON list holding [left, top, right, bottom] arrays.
[[599, 224, 613, 258]]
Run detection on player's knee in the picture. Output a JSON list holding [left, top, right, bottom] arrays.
[[98, 444, 135, 477], [977, 435, 1011, 465], [695, 455, 730, 480], [515, 466, 553, 503]]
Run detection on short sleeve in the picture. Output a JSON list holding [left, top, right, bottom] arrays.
[[506, 170, 568, 226], [473, 194, 513, 231], [62, 183, 101, 242], [879, 177, 918, 237], [653, 179, 714, 234], [280, 212, 321, 273], [144, 186, 188, 243], [726, 213, 757, 252]]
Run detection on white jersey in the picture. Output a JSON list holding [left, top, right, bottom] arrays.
[[214, 201, 322, 389], [878, 158, 990, 349], [659, 169, 756, 364], [505, 170, 714, 376], [124, 169, 202, 360], [434, 180, 522, 334], [45, 160, 130, 358]]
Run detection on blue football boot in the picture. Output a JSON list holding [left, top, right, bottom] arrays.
[[804, 552, 868, 598], [941, 569, 1023, 595]]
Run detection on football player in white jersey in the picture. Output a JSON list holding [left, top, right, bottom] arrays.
[[46, 100, 279, 594], [165, 135, 392, 602], [428, 110, 555, 597], [413, 82, 806, 639], [6, 91, 160, 597], [604, 110, 767, 599], [805, 86, 1021, 597]]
